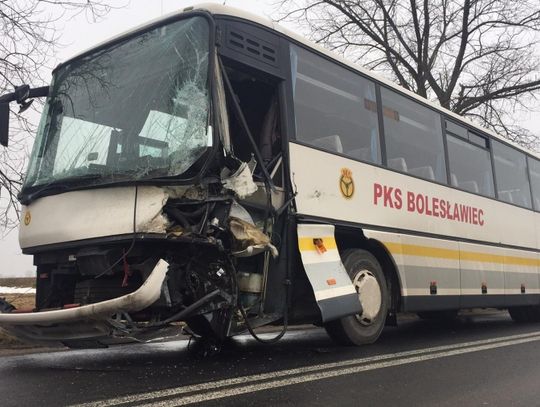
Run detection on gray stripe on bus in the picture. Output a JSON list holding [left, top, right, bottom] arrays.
[[460, 269, 505, 290], [399, 265, 538, 292], [398, 265, 460, 290]]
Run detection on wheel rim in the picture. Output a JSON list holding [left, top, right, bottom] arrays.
[[352, 269, 382, 326]]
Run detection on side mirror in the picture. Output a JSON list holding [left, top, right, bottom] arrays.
[[0, 103, 9, 147]]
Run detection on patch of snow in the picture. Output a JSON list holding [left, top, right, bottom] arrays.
[[0, 287, 36, 294]]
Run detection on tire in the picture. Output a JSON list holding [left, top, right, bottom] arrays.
[[417, 310, 458, 321], [186, 315, 215, 337], [509, 306, 540, 323], [324, 249, 389, 346]]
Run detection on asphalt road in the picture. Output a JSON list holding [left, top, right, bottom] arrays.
[[2, 311, 540, 407]]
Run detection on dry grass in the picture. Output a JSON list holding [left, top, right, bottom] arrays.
[[1, 294, 35, 309], [0, 277, 36, 288], [0, 294, 36, 349], [0, 330, 23, 347]]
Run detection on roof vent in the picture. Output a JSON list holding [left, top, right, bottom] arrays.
[[226, 28, 278, 66]]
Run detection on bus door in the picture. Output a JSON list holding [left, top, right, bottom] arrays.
[[216, 18, 292, 319]]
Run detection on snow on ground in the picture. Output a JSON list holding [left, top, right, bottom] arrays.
[[0, 287, 36, 294]]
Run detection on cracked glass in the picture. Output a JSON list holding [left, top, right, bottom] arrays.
[[23, 16, 210, 192]]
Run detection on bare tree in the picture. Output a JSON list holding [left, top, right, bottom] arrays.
[[275, 0, 540, 149], [0, 0, 126, 231]]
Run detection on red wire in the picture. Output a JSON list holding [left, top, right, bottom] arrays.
[[121, 249, 131, 288]]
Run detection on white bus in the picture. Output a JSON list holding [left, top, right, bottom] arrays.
[[0, 3, 538, 348]]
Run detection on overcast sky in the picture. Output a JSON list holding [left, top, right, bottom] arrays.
[[1, 0, 539, 277]]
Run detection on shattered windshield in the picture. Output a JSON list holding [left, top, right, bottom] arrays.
[[23, 16, 211, 193]]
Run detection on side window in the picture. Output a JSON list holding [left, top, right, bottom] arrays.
[[528, 157, 540, 210], [446, 134, 495, 197], [380, 88, 446, 183], [291, 45, 381, 164], [493, 141, 532, 208]]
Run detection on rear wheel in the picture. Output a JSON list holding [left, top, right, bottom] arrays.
[[325, 249, 389, 346]]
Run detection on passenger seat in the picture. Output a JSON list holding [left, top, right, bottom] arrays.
[[460, 181, 479, 194], [409, 166, 435, 181], [450, 173, 459, 187], [498, 190, 513, 203], [348, 147, 372, 162], [311, 135, 343, 153], [387, 157, 408, 172]]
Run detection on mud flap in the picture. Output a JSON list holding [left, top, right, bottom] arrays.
[[297, 224, 362, 322]]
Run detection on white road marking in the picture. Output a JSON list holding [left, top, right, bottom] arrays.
[[71, 330, 540, 407], [144, 334, 540, 407]]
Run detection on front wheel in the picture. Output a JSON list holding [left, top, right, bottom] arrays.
[[324, 249, 389, 346]]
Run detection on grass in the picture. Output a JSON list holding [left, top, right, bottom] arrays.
[[0, 277, 36, 289], [1, 294, 35, 309], [0, 294, 37, 349], [0, 330, 22, 347]]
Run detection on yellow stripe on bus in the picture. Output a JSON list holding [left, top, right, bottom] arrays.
[[383, 242, 460, 260], [460, 251, 538, 267], [298, 237, 338, 252], [383, 242, 539, 267]]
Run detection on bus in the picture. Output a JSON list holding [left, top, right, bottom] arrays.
[[0, 3, 539, 348]]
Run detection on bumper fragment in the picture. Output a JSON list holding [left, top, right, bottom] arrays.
[[0, 259, 168, 340]]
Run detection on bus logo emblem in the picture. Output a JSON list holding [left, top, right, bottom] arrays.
[[24, 211, 31, 226], [339, 168, 354, 199]]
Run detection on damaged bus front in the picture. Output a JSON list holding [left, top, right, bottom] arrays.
[[0, 11, 292, 347], [0, 5, 367, 349]]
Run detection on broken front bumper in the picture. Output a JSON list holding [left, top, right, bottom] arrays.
[[0, 259, 169, 344]]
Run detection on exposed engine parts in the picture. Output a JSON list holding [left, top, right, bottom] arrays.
[[14, 187, 285, 346]]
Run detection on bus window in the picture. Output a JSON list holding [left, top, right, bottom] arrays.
[[380, 88, 447, 183], [468, 132, 489, 149], [447, 134, 495, 197], [291, 45, 381, 164], [528, 157, 540, 210], [445, 120, 468, 139], [493, 141, 532, 208]]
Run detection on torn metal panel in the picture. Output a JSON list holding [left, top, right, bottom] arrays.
[[136, 187, 170, 233], [222, 162, 258, 199], [229, 216, 278, 257], [163, 185, 208, 201], [229, 200, 254, 223], [139, 212, 171, 234], [242, 182, 286, 209]]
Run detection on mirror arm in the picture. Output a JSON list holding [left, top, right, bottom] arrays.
[[0, 85, 49, 104], [27, 86, 49, 99], [0, 85, 49, 147]]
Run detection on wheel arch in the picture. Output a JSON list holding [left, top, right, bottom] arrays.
[[335, 226, 402, 316]]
